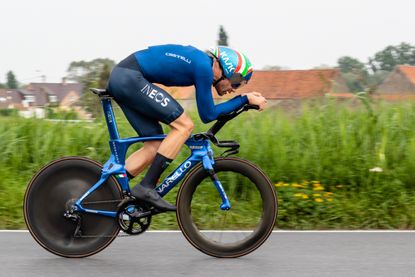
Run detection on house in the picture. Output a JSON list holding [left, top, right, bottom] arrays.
[[0, 81, 84, 118], [24, 82, 83, 109], [236, 69, 349, 99], [0, 89, 24, 109], [375, 65, 415, 94], [156, 69, 349, 102]]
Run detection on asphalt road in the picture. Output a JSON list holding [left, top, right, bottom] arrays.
[[1, 231, 415, 277]]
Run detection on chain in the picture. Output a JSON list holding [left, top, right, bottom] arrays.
[[74, 232, 133, 238], [72, 199, 152, 238]]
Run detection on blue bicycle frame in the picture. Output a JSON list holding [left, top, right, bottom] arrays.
[[74, 97, 230, 217]]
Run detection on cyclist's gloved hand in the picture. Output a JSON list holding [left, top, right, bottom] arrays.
[[243, 92, 267, 111]]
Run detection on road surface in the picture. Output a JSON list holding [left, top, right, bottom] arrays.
[[1, 231, 415, 277]]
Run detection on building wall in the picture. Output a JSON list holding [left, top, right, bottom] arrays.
[[332, 75, 350, 93], [376, 69, 415, 94], [60, 91, 80, 109]]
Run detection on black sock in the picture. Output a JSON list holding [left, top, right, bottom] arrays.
[[140, 153, 172, 189], [126, 170, 135, 180]]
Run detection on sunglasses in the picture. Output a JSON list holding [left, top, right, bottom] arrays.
[[229, 73, 247, 89]]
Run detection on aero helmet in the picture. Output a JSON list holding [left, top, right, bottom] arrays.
[[210, 46, 253, 89]]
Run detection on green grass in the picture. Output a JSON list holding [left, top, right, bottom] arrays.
[[2, 98, 415, 229]]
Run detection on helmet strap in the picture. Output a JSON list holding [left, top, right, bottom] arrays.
[[213, 75, 226, 86], [212, 56, 226, 86]]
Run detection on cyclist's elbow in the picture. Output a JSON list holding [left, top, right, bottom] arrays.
[[200, 114, 216, 124]]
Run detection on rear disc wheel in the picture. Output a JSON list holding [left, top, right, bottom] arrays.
[[24, 156, 123, 258]]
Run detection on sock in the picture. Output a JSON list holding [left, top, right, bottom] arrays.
[[126, 170, 135, 180], [140, 153, 173, 189]]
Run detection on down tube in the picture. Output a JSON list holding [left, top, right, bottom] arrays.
[[155, 157, 201, 197]]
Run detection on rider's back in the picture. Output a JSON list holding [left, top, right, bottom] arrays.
[[134, 44, 213, 86]]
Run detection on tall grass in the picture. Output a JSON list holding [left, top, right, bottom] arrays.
[[2, 98, 415, 229]]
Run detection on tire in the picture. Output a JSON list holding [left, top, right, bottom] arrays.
[[23, 156, 123, 258], [176, 157, 277, 258]]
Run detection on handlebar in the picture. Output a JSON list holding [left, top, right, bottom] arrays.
[[193, 104, 259, 156], [208, 104, 259, 136]]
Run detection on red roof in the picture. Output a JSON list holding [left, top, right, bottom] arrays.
[[397, 65, 415, 86], [158, 69, 345, 100], [237, 69, 342, 99]]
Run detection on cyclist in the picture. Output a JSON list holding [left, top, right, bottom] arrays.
[[107, 44, 267, 211]]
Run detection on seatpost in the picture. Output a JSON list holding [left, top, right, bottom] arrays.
[[101, 97, 120, 140]]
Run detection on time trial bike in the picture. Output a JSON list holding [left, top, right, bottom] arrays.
[[24, 88, 278, 258]]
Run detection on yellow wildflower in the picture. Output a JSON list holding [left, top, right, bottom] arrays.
[[327, 198, 333, 202], [294, 193, 309, 199], [315, 198, 323, 203], [313, 194, 321, 197], [336, 185, 343, 188], [313, 186, 324, 191], [324, 192, 333, 198], [292, 183, 304, 188]]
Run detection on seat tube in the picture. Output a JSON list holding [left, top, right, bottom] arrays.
[[101, 98, 120, 140]]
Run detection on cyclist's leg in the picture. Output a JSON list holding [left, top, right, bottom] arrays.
[[107, 66, 168, 177], [108, 65, 190, 164], [136, 111, 194, 190], [108, 66, 188, 210], [157, 112, 194, 159], [125, 141, 161, 177], [117, 103, 162, 177]]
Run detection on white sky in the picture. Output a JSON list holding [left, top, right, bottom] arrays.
[[1, 0, 414, 83]]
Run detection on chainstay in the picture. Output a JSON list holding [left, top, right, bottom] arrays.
[[81, 199, 123, 205], [73, 199, 124, 237]]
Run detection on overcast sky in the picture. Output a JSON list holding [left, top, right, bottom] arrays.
[[1, 0, 414, 83]]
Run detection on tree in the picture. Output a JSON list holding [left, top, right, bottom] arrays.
[[67, 58, 115, 85], [6, 71, 18, 89], [365, 70, 390, 93], [337, 56, 366, 74], [0, 83, 6, 89], [66, 58, 115, 117], [217, 25, 229, 46], [368, 42, 415, 73], [98, 63, 111, 89], [337, 56, 369, 92]]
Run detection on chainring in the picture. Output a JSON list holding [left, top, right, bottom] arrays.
[[117, 199, 152, 235]]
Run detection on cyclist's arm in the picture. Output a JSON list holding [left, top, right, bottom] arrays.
[[194, 75, 248, 123]]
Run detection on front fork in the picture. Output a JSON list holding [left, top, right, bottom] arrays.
[[202, 153, 231, 210]]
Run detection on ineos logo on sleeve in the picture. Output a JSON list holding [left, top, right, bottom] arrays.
[[139, 84, 170, 107]]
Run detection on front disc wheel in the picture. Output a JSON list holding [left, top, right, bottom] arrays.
[[176, 157, 277, 258]]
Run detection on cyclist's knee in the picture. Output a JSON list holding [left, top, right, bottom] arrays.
[[171, 113, 194, 137]]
